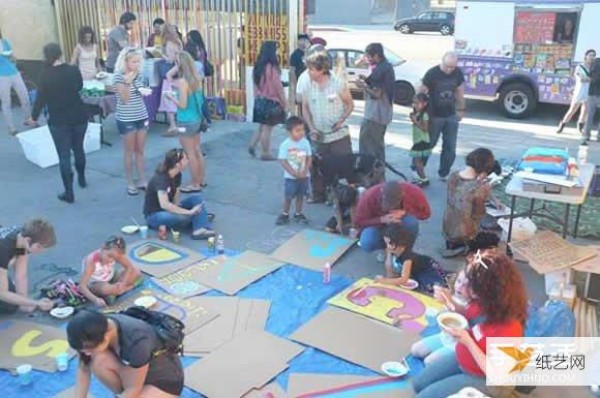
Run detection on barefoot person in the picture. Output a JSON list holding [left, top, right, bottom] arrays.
[[0, 219, 56, 314], [79, 236, 141, 307], [67, 310, 184, 398]]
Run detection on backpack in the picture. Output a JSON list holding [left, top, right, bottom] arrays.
[[120, 306, 185, 355]]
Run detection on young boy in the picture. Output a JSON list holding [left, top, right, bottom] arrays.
[[276, 116, 312, 225], [80, 235, 141, 307], [376, 223, 449, 295], [0, 218, 57, 313]]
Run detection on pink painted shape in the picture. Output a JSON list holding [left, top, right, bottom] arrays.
[[347, 286, 426, 331]]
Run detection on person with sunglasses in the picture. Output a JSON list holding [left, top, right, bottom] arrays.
[[411, 249, 528, 398], [79, 236, 141, 307], [143, 148, 216, 240]]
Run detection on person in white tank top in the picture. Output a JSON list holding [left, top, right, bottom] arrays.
[[71, 26, 100, 80]]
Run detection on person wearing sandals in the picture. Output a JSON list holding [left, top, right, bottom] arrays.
[[249, 41, 287, 160], [164, 52, 207, 193], [556, 49, 595, 134], [113, 47, 152, 196], [144, 148, 216, 240]]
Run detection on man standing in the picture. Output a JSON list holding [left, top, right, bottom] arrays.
[[106, 11, 137, 73], [354, 181, 431, 253], [290, 33, 310, 83], [302, 51, 354, 203], [357, 43, 395, 167], [0, 219, 56, 314], [420, 51, 466, 181], [583, 56, 600, 145]]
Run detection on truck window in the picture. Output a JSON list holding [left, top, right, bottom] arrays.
[[553, 12, 578, 43]]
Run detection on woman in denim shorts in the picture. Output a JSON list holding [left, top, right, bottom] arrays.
[[113, 48, 151, 196]]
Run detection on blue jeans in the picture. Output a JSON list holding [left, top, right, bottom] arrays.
[[428, 114, 459, 178], [412, 351, 488, 397], [146, 195, 210, 232], [359, 215, 419, 252]]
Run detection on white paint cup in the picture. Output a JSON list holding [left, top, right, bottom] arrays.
[[139, 225, 148, 239], [16, 364, 32, 386], [55, 352, 69, 372]]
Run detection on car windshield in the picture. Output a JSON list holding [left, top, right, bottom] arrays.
[[384, 48, 404, 66]]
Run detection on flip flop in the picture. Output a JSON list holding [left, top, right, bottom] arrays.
[[127, 186, 139, 196]]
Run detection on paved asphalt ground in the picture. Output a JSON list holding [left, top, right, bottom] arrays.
[[0, 26, 598, 397]]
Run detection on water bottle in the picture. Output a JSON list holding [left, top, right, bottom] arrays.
[[216, 235, 225, 255], [578, 144, 588, 165], [323, 262, 331, 284]]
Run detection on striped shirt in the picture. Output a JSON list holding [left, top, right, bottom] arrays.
[[114, 72, 149, 122], [305, 75, 350, 144]]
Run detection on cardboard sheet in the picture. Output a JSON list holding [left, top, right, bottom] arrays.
[[103, 289, 218, 334], [572, 244, 600, 275], [328, 278, 444, 331], [152, 262, 212, 298], [287, 373, 414, 398], [290, 307, 419, 374], [510, 231, 598, 274], [270, 229, 356, 271], [243, 382, 287, 398], [186, 251, 284, 295], [184, 329, 304, 397], [126, 239, 205, 278], [0, 319, 76, 373], [53, 387, 92, 398]]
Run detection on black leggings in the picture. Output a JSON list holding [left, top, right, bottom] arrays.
[[49, 123, 87, 191]]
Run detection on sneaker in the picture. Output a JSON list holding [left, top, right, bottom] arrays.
[[376, 250, 386, 262], [192, 228, 216, 240], [439, 175, 449, 182], [276, 213, 290, 225], [294, 213, 308, 224], [441, 245, 468, 258], [419, 178, 430, 187]]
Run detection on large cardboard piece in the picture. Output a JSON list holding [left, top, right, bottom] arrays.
[[185, 251, 284, 295], [153, 263, 212, 298], [290, 307, 419, 374], [243, 382, 287, 398], [0, 320, 76, 373], [103, 289, 218, 334], [287, 373, 414, 398], [328, 278, 444, 331], [126, 239, 205, 278], [184, 298, 271, 355], [54, 386, 93, 398], [510, 231, 598, 274], [270, 229, 356, 271], [184, 329, 304, 397]]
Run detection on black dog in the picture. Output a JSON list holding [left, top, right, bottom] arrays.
[[313, 152, 407, 190]]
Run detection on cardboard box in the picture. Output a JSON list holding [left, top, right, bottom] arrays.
[[522, 179, 584, 196], [18, 123, 101, 169]]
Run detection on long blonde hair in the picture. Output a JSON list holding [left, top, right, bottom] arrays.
[[177, 51, 202, 92], [114, 47, 143, 74]]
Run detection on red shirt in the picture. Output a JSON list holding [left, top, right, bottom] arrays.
[[354, 182, 431, 229], [464, 301, 483, 322], [456, 319, 523, 377]]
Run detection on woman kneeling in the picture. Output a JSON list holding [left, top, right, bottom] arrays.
[[67, 310, 183, 398]]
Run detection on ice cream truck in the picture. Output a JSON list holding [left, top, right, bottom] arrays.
[[454, 0, 600, 118]]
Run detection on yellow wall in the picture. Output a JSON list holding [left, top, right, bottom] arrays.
[[0, 0, 59, 60]]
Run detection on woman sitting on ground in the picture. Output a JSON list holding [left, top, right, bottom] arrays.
[[79, 235, 141, 307], [67, 309, 183, 398], [411, 249, 528, 398], [143, 148, 215, 239]]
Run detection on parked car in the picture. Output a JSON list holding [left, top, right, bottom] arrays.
[[327, 47, 425, 106], [394, 11, 455, 35]]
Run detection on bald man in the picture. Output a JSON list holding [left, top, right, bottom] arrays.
[[419, 51, 465, 181]]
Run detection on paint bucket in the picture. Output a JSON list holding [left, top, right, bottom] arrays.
[[16, 364, 32, 386], [55, 352, 69, 372], [139, 225, 148, 239]]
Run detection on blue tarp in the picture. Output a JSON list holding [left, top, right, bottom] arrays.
[[0, 249, 425, 397]]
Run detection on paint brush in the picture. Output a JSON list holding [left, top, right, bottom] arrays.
[[130, 217, 140, 228], [351, 284, 368, 298], [402, 356, 411, 372]]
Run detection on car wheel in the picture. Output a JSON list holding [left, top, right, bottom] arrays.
[[394, 81, 415, 106], [498, 82, 537, 119], [399, 24, 411, 34], [440, 24, 452, 35]]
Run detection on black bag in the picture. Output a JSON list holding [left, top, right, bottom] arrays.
[[204, 59, 214, 77], [120, 306, 185, 355], [253, 96, 286, 125]]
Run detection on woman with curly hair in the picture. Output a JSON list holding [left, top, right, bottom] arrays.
[[412, 248, 528, 398]]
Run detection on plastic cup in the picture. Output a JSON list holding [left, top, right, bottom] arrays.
[[348, 227, 358, 239], [171, 230, 180, 243], [139, 225, 148, 239], [16, 364, 32, 386], [55, 352, 69, 372], [425, 307, 439, 326]]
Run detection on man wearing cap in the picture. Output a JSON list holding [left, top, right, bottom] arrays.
[[354, 181, 431, 252]]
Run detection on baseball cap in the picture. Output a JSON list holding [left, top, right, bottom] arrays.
[[381, 182, 403, 211]]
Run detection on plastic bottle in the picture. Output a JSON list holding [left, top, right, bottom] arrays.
[[578, 144, 588, 165], [323, 262, 331, 284], [216, 235, 225, 255]]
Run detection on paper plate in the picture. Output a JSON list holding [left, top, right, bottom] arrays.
[[134, 296, 157, 308], [400, 279, 419, 290], [95, 72, 108, 79], [381, 361, 408, 378], [50, 306, 74, 319], [121, 225, 139, 234]]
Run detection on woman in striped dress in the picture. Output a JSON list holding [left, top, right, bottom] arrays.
[[113, 48, 151, 195]]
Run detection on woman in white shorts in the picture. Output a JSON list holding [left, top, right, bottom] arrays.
[[557, 49, 596, 134]]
